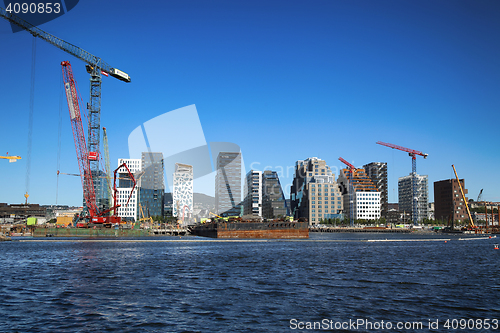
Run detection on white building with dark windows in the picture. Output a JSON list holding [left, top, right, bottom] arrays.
[[173, 163, 193, 226], [116, 158, 141, 221], [243, 170, 262, 216]]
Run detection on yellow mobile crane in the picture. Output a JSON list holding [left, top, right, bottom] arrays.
[[452, 164, 475, 230], [138, 202, 154, 224]]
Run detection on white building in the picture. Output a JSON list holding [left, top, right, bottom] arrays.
[[398, 173, 428, 223], [116, 158, 141, 221], [173, 163, 193, 226], [353, 191, 381, 220], [243, 170, 262, 216]]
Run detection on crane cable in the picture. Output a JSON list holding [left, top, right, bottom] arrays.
[[56, 68, 64, 205], [25, 36, 36, 204]]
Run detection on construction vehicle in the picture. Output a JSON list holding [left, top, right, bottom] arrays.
[[62, 61, 135, 227], [210, 212, 223, 219], [0, 153, 21, 163], [138, 202, 154, 224], [1, 7, 131, 212], [377, 141, 428, 224]]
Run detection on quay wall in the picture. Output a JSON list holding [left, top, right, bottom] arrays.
[[310, 227, 412, 233]]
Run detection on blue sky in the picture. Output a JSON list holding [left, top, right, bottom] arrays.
[[1, 0, 499, 206]]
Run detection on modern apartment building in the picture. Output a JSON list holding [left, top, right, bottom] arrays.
[[290, 157, 343, 225], [398, 173, 428, 223], [261, 170, 288, 219], [215, 152, 242, 216], [338, 168, 381, 221], [140, 152, 165, 219], [363, 162, 388, 218], [434, 179, 469, 223], [116, 158, 141, 221], [173, 163, 193, 226], [243, 170, 262, 216]]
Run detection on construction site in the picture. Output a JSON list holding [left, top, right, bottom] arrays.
[[0, 8, 177, 234], [1, 6, 499, 238]]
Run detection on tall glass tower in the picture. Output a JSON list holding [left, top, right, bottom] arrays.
[[140, 152, 165, 218], [215, 152, 241, 216]]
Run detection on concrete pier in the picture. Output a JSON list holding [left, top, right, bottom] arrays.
[[310, 227, 412, 233]]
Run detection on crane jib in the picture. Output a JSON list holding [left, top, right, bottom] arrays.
[[0, 7, 131, 82]]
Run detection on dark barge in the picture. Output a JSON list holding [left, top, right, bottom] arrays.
[[189, 217, 309, 239]]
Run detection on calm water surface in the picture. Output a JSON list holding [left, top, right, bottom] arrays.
[[1, 233, 499, 332]]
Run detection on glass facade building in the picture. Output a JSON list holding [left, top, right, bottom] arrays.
[[140, 152, 165, 219], [261, 170, 288, 219], [215, 152, 242, 216], [290, 157, 343, 225]]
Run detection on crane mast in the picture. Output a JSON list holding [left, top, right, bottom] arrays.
[[376, 141, 428, 224], [102, 127, 113, 214], [1, 7, 131, 212], [61, 61, 98, 217]]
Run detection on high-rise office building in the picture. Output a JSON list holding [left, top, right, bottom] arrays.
[[290, 157, 342, 225], [398, 173, 428, 222], [338, 168, 381, 220], [434, 179, 469, 223], [140, 152, 165, 218], [363, 162, 388, 218], [173, 163, 193, 226], [261, 170, 288, 219], [215, 152, 242, 216], [116, 158, 141, 221], [243, 170, 262, 216]]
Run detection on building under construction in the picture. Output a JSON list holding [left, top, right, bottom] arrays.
[[363, 162, 388, 218]]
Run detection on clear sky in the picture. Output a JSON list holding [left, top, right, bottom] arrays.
[[1, 0, 499, 207]]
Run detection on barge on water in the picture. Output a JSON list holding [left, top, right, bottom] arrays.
[[189, 216, 309, 239]]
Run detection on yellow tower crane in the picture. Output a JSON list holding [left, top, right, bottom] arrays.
[[0, 153, 21, 162]]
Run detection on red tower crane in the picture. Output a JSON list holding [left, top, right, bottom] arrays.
[[376, 141, 428, 224], [62, 61, 135, 226], [61, 61, 98, 217], [339, 157, 356, 226]]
